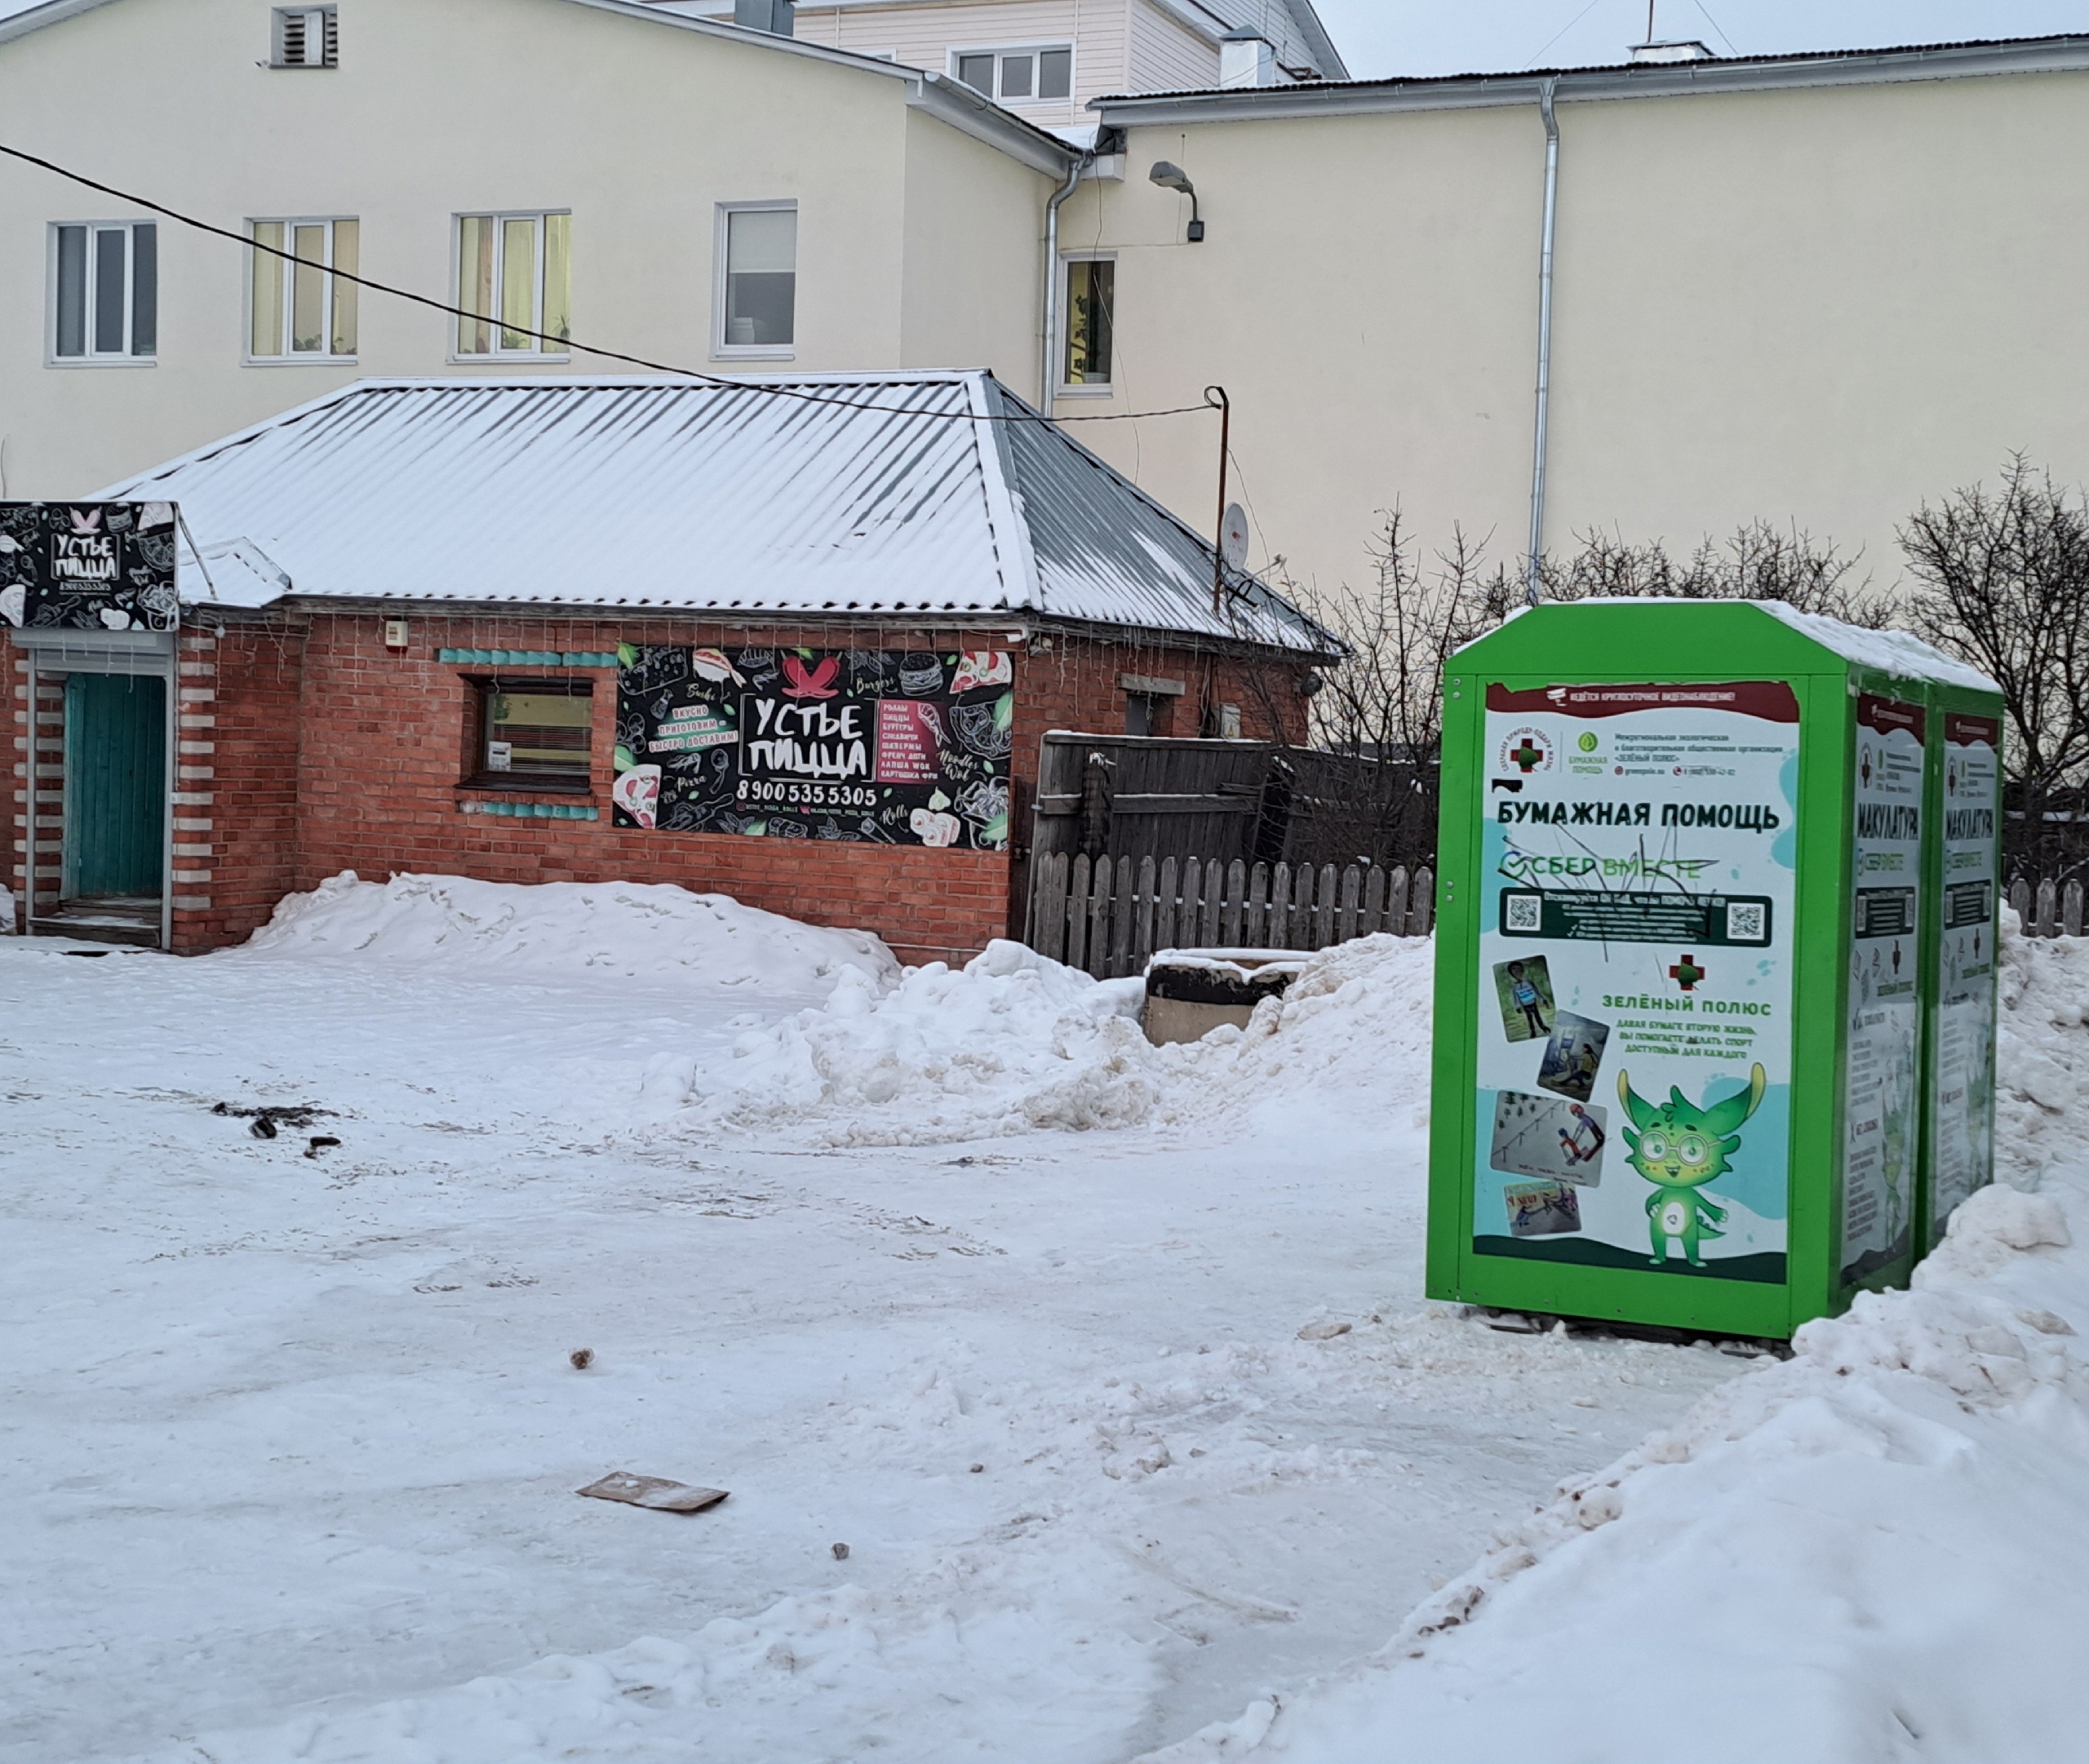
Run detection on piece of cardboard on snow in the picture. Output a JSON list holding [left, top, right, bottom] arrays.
[[576, 1471, 729, 1513]]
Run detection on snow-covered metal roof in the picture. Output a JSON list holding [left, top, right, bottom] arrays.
[[101, 371, 1333, 654]]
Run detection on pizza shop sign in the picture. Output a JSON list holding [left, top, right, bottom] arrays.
[[0, 501, 181, 632], [613, 644, 1014, 849]]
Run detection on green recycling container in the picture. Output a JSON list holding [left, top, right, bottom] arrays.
[[1425, 601, 2004, 1338]]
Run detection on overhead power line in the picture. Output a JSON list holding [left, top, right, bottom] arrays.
[[0, 140, 1214, 429]]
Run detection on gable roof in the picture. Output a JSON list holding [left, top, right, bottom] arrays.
[[98, 371, 1334, 655], [0, 0, 1077, 175]]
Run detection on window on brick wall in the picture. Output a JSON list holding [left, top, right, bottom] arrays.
[[1125, 692, 1171, 738], [469, 680, 593, 789]]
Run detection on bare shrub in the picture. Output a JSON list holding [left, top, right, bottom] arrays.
[[1901, 455, 2089, 879], [1533, 519, 1878, 622]]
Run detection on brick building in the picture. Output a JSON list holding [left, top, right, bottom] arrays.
[[5, 371, 1333, 960]]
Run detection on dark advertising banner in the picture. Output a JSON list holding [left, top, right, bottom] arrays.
[[0, 502, 180, 632], [612, 644, 1013, 849]]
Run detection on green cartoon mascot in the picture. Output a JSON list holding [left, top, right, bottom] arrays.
[[1616, 1063, 1767, 1267]]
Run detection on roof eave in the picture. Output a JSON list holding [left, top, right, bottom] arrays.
[[1090, 33, 2089, 126], [906, 70, 1079, 175], [0, 0, 123, 46], [1282, 0, 1349, 82]]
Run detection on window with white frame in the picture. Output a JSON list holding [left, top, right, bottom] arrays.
[[952, 44, 1071, 102], [271, 6, 338, 67], [1062, 254, 1114, 388], [250, 218, 358, 360], [716, 204, 796, 354], [50, 223, 157, 363], [455, 212, 570, 357]]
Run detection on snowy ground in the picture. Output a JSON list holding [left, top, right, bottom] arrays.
[[3, 875, 2085, 1762]]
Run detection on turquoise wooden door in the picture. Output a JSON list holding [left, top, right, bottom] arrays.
[[63, 672, 166, 898]]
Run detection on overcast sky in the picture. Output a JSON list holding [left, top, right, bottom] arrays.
[[1309, 1, 2089, 78]]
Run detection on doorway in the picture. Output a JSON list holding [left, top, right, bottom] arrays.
[[60, 671, 166, 932]]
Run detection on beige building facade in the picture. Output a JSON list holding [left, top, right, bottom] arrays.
[[1060, 39, 2089, 598], [0, 0, 1071, 499]]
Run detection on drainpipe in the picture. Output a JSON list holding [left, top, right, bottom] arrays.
[[1524, 77, 1559, 607], [1040, 150, 1092, 417]]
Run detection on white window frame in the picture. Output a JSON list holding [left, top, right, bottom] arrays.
[[1057, 250, 1116, 397], [948, 42, 1075, 104], [449, 210, 571, 363], [712, 200, 798, 362], [245, 216, 359, 366], [46, 221, 157, 369]]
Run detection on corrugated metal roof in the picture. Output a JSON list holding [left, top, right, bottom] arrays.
[[101, 370, 1333, 654], [1095, 32, 2089, 117]]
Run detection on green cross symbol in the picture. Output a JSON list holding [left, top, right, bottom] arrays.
[[1510, 739, 1545, 773], [1670, 953, 1706, 991]]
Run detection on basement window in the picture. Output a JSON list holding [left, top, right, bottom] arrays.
[[271, 7, 338, 68], [470, 681, 594, 790]]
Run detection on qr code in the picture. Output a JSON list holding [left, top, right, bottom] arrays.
[[1725, 901, 1767, 942], [1505, 893, 1542, 932]]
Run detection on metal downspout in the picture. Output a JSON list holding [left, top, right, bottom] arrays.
[[1524, 77, 1559, 606], [1040, 152, 1090, 417]]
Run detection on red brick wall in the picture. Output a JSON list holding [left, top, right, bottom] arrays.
[[168, 622, 307, 951], [12, 611, 1315, 962], [4, 642, 60, 920]]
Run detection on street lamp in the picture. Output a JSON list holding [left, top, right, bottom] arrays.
[[1148, 161, 1204, 242]]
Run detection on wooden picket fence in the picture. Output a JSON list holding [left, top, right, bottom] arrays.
[[2011, 875, 2087, 938], [1027, 853, 1435, 979]]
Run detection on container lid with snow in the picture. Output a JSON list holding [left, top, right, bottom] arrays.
[[1429, 599, 2004, 1339]]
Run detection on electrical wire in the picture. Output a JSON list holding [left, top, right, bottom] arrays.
[[1692, 0, 1739, 55], [0, 139, 1217, 428], [1531, 0, 1607, 63]]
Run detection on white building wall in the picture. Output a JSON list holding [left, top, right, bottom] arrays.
[[0, 0, 1053, 498], [1062, 65, 2089, 601]]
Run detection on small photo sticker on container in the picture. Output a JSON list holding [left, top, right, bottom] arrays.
[[1493, 955, 1556, 1044], [1537, 1010, 1610, 1103], [1489, 1089, 1607, 1186], [1505, 1179, 1583, 1238]]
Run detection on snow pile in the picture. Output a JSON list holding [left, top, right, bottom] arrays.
[[1143, 924, 2089, 1764], [231, 871, 897, 991], [123, 1570, 1160, 1764], [695, 931, 1435, 1146], [1168, 933, 1435, 1122], [699, 939, 1157, 1143]]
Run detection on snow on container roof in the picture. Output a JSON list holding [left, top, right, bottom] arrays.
[[100, 370, 1333, 654]]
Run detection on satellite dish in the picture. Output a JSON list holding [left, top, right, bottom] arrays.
[[1220, 502, 1250, 569]]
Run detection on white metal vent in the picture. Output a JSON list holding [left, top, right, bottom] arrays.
[[271, 6, 337, 68]]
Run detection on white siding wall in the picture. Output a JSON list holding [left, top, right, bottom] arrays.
[[793, 0, 1129, 133], [1125, 0, 1217, 94]]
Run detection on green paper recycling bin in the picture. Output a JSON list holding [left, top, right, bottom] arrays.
[[1425, 601, 2004, 1338]]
